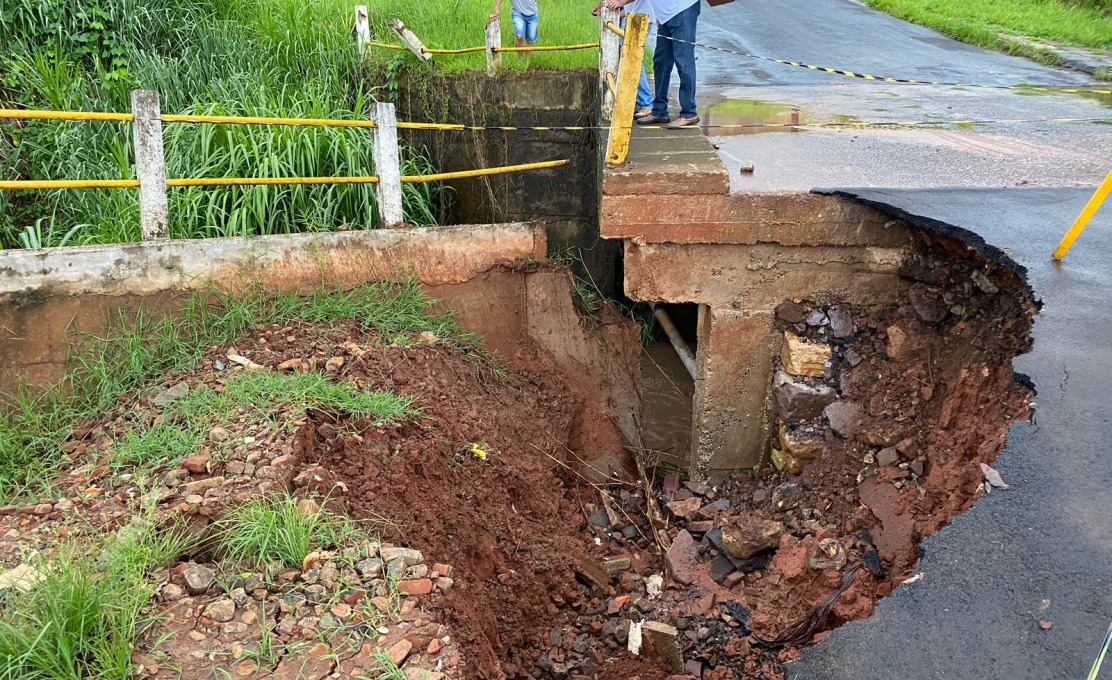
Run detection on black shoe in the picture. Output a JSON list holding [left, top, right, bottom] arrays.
[[636, 115, 670, 125]]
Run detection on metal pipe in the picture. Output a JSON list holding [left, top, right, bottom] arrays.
[[651, 303, 696, 379]]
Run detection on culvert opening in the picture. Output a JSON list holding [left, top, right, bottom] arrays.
[[642, 302, 699, 471]]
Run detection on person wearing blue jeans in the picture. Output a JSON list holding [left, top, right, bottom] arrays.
[[601, 1, 655, 117], [609, 0, 701, 129], [492, 0, 539, 55]]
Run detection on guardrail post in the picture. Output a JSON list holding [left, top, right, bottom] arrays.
[[606, 13, 649, 166], [372, 102, 404, 228], [486, 17, 502, 75], [354, 6, 371, 56], [390, 18, 431, 62], [1052, 169, 1112, 260], [130, 90, 169, 240], [599, 6, 621, 121]]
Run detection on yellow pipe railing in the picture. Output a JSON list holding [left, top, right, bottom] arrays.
[[605, 21, 625, 39], [494, 42, 599, 53], [0, 108, 133, 123], [0, 160, 568, 191]]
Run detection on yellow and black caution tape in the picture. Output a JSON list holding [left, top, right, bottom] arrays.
[[407, 117, 1112, 131], [656, 34, 1112, 96], [3, 107, 1108, 133]]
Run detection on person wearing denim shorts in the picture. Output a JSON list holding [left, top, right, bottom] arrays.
[[491, 0, 540, 49]]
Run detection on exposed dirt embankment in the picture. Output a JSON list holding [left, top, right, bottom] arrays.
[[298, 342, 603, 679]]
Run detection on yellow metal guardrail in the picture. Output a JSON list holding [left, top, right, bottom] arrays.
[[1052, 170, 1112, 261]]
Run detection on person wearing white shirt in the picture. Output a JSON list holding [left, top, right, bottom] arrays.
[[609, 0, 702, 129]]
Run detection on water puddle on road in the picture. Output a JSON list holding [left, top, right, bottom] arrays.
[[696, 97, 809, 136]]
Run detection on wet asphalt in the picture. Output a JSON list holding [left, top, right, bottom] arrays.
[[792, 187, 1112, 680], [646, 0, 1112, 191]]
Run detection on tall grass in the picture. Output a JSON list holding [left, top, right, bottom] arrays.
[[0, 282, 484, 502], [362, 0, 602, 72], [0, 0, 444, 249], [215, 493, 365, 567], [865, 0, 1112, 52]]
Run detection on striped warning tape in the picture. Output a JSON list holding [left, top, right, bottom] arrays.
[[444, 117, 1112, 131], [655, 34, 1112, 96]]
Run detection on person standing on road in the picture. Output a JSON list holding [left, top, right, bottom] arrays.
[[609, 0, 701, 129], [594, 0, 655, 119], [491, 0, 540, 56]]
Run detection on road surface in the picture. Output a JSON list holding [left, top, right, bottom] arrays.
[[647, 0, 1112, 190]]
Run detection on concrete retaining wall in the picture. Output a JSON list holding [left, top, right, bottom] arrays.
[[0, 225, 641, 467]]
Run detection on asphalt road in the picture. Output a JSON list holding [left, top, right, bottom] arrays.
[[648, 1, 1112, 190], [790, 187, 1112, 680]]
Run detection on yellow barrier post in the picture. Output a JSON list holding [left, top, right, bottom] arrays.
[[606, 13, 648, 166], [1053, 170, 1112, 260]]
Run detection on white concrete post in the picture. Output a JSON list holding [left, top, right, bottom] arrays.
[[599, 6, 621, 121], [485, 16, 502, 75], [389, 18, 431, 62], [372, 102, 404, 229], [130, 90, 169, 240], [354, 5, 371, 56]]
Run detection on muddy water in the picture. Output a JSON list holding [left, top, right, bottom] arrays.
[[640, 342, 695, 469], [697, 96, 807, 137]]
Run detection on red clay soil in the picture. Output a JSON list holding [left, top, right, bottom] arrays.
[[296, 340, 607, 680], [703, 237, 1035, 648]]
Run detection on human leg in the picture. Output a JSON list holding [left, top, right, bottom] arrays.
[[671, 3, 699, 118], [651, 20, 675, 119]]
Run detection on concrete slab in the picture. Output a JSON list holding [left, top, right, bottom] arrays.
[[790, 187, 1112, 680], [603, 127, 729, 196]]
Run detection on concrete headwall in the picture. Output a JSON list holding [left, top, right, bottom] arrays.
[[0, 225, 641, 466], [393, 70, 620, 295]]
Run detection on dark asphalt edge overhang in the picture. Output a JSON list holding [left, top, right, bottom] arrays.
[[812, 187, 1040, 394]]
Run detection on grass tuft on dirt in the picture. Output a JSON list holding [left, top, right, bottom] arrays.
[[0, 282, 481, 503], [865, 0, 1112, 54], [0, 519, 197, 680], [215, 493, 365, 568]]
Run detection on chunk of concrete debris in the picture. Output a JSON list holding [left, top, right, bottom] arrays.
[[151, 381, 190, 406], [0, 563, 42, 593], [827, 306, 855, 338], [773, 370, 836, 422], [825, 400, 864, 438], [886, 318, 932, 361], [641, 621, 684, 673], [683, 480, 712, 496], [721, 517, 784, 560], [806, 309, 828, 327], [777, 424, 824, 474], [980, 463, 1009, 490], [781, 332, 831, 378], [604, 557, 632, 574], [666, 496, 702, 520], [379, 547, 423, 566], [666, 530, 700, 585]]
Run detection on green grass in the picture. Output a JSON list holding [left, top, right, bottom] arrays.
[[0, 520, 197, 680], [110, 422, 202, 470], [363, 0, 601, 72], [865, 0, 1112, 55], [0, 282, 484, 503], [0, 0, 445, 249], [215, 492, 364, 568]]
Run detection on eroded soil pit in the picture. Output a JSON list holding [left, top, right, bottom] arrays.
[[0, 233, 1037, 680]]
